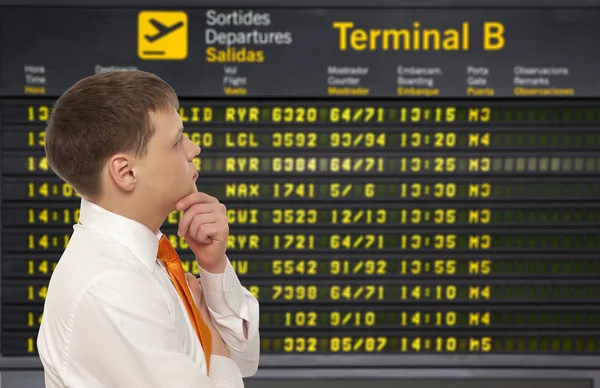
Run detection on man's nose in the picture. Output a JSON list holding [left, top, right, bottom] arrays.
[[189, 145, 200, 159], [186, 137, 201, 159]]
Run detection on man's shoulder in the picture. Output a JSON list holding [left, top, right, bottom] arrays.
[[59, 226, 150, 272], [38, 234, 174, 374], [52, 251, 157, 301], [45, 228, 162, 314], [42, 249, 173, 343]]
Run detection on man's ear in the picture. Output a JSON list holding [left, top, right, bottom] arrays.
[[107, 154, 137, 192]]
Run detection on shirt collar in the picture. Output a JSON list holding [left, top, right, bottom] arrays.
[[78, 198, 160, 272]]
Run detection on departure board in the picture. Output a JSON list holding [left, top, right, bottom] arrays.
[[0, 5, 600, 374]]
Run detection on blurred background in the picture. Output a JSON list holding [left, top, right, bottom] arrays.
[[0, 0, 599, 387]]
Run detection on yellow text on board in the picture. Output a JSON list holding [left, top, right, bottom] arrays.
[[333, 21, 505, 51]]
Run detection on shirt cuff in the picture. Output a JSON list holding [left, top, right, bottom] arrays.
[[209, 355, 244, 388], [198, 257, 245, 317]]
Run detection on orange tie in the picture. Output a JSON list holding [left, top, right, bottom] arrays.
[[157, 235, 212, 369]]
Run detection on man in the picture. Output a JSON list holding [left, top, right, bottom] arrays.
[[36, 70, 260, 388]]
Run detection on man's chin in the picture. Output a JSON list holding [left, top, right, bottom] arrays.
[[180, 182, 198, 200], [168, 184, 199, 212]]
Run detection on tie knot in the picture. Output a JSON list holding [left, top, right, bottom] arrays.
[[157, 235, 178, 263]]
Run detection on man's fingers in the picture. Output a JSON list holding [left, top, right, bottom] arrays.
[[185, 272, 203, 308], [186, 273, 211, 320], [188, 214, 217, 243], [187, 215, 227, 244], [193, 222, 225, 243], [176, 192, 219, 211], [177, 204, 220, 236], [180, 213, 220, 239], [186, 272, 199, 294]]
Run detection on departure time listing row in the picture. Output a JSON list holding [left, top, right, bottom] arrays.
[[4, 255, 599, 279], [5, 305, 600, 330], [7, 178, 600, 201], [4, 230, 600, 251], [9, 103, 600, 124], [6, 154, 600, 175], [5, 204, 600, 227], [6, 332, 600, 356], [6, 280, 600, 304], [6, 129, 600, 151]]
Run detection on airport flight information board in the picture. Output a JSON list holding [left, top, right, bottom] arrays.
[[0, 6, 599, 368]]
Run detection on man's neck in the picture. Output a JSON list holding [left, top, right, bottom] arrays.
[[86, 196, 167, 235]]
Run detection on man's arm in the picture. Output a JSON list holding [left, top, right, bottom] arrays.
[[198, 257, 260, 377], [174, 192, 260, 376], [66, 270, 244, 388]]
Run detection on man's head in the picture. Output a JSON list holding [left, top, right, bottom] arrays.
[[45, 70, 200, 229]]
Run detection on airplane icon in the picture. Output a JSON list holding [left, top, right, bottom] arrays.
[[138, 10, 188, 60], [144, 19, 185, 42]]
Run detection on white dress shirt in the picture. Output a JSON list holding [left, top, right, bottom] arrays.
[[37, 198, 260, 388]]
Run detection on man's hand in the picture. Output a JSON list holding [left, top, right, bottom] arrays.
[[186, 273, 230, 359], [176, 192, 229, 273]]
